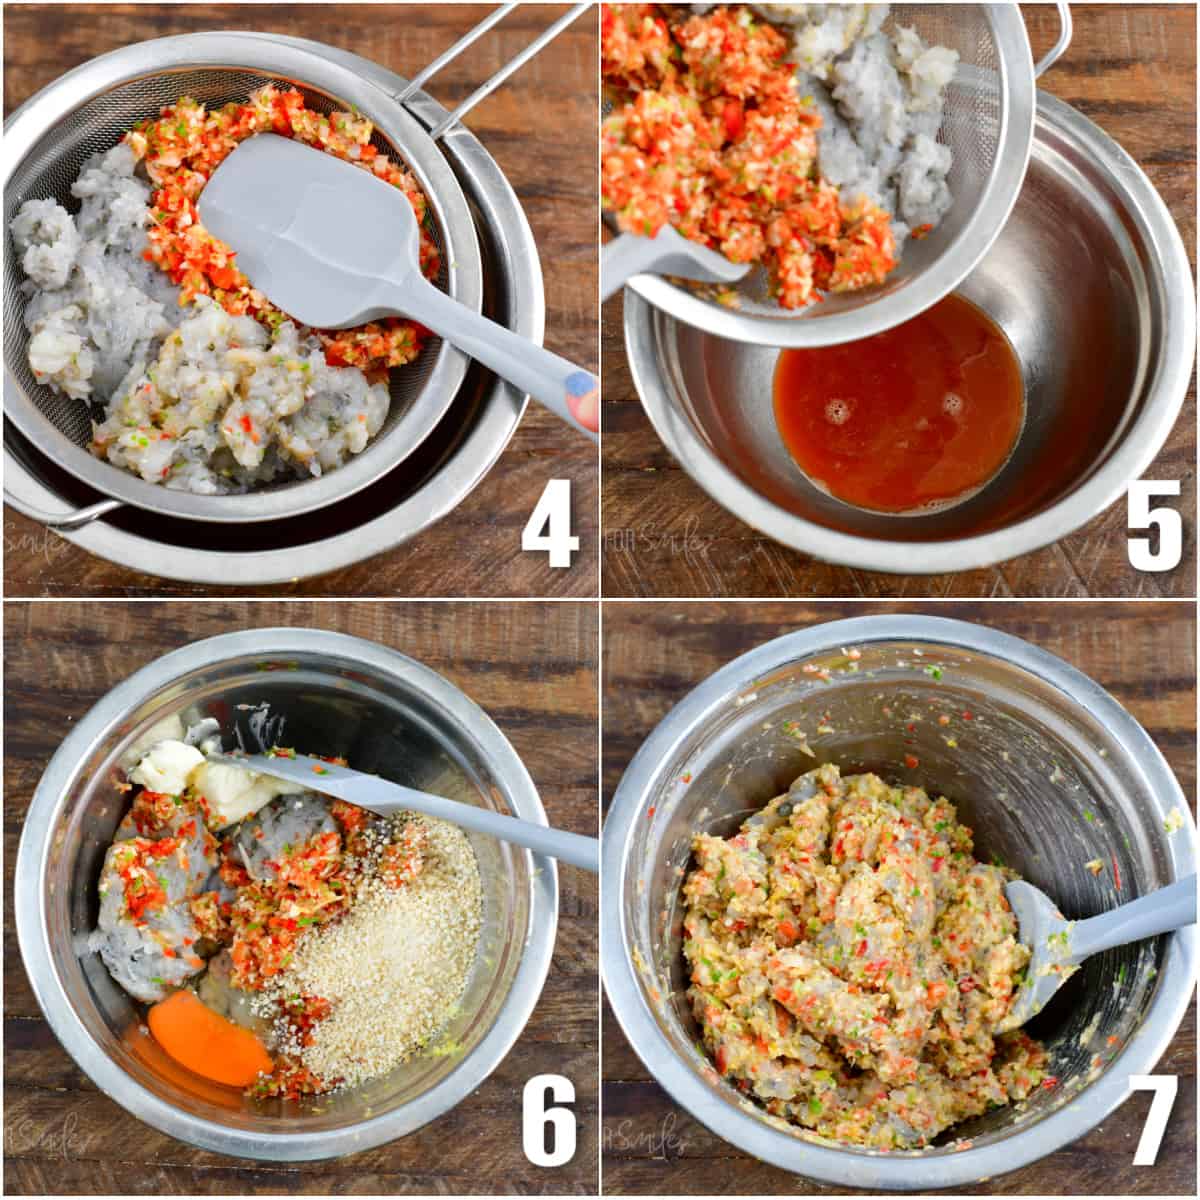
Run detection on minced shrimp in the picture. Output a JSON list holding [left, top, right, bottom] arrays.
[[682, 764, 1046, 1149]]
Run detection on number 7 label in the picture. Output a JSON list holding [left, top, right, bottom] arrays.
[[1130, 1074, 1178, 1165]]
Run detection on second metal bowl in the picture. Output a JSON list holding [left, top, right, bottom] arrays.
[[624, 92, 1195, 573]]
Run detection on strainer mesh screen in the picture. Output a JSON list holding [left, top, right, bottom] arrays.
[[4, 67, 450, 477]]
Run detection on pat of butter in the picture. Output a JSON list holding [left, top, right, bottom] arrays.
[[191, 760, 306, 830], [127, 738, 306, 831], [129, 739, 204, 796]]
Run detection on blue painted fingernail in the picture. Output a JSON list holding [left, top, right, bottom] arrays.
[[566, 370, 596, 397]]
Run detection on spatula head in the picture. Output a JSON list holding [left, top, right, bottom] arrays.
[[198, 133, 420, 328], [995, 879, 1079, 1032]]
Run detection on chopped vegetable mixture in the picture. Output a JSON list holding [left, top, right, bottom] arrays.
[[682, 764, 1046, 1148], [127, 85, 438, 371], [602, 4, 897, 308]]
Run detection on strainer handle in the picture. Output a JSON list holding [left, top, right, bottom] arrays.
[[394, 3, 518, 105], [3, 492, 123, 532], [396, 2, 593, 140], [1034, 2, 1073, 79]]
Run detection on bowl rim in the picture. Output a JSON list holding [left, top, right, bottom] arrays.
[[15, 627, 559, 1161], [622, 90, 1197, 575], [601, 614, 1198, 1190]]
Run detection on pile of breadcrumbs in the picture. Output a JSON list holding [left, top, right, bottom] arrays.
[[258, 814, 482, 1089]]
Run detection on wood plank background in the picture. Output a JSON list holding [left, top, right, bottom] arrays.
[[601, 600, 1197, 1195], [3, 600, 599, 1195], [601, 4, 1197, 598], [2, 4, 598, 599]]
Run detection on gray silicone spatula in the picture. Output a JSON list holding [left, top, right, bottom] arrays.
[[997, 874, 1196, 1032], [207, 751, 599, 873], [198, 134, 598, 440], [601, 228, 751, 301]]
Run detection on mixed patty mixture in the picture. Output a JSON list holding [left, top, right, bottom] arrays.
[[682, 764, 1046, 1148], [93, 731, 481, 1098], [10, 86, 439, 493], [601, 3, 957, 308]]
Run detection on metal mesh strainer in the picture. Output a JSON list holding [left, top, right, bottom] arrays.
[[3, 34, 482, 524], [611, 3, 1069, 347]]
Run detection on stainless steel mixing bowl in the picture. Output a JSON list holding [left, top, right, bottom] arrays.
[[15, 629, 558, 1160], [602, 615, 1197, 1189], [623, 92, 1196, 573]]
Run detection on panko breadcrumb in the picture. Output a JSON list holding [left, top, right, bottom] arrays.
[[258, 814, 482, 1091]]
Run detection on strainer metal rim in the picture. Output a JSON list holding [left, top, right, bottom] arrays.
[[15, 628, 559, 1161], [622, 88, 1196, 575], [2, 32, 482, 524], [621, 3, 1038, 348], [602, 614, 1197, 1190]]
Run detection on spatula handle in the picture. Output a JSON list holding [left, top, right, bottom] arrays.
[[218, 753, 600, 873], [410, 278, 598, 440], [1068, 874, 1197, 963], [602, 233, 670, 301]]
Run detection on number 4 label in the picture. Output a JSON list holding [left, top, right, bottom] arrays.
[[522, 479, 580, 568], [522, 1074, 577, 1167], [1131, 1074, 1178, 1165], [1127, 480, 1182, 571]]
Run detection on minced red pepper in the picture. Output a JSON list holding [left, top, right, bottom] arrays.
[[126, 85, 440, 372], [601, 4, 897, 308]]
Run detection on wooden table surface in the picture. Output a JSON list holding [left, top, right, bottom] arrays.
[[601, 4, 1198, 599], [2, 4, 598, 599], [601, 600, 1197, 1195], [3, 601, 599, 1195]]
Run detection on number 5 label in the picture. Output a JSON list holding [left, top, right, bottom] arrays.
[[1127, 481, 1182, 571], [522, 479, 580, 568], [522, 1074, 577, 1167]]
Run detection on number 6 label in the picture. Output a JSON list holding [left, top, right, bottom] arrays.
[[1127, 480, 1182, 572], [522, 1074, 576, 1167]]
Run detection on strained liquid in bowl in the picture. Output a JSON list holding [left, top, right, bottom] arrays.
[[773, 293, 1024, 515]]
